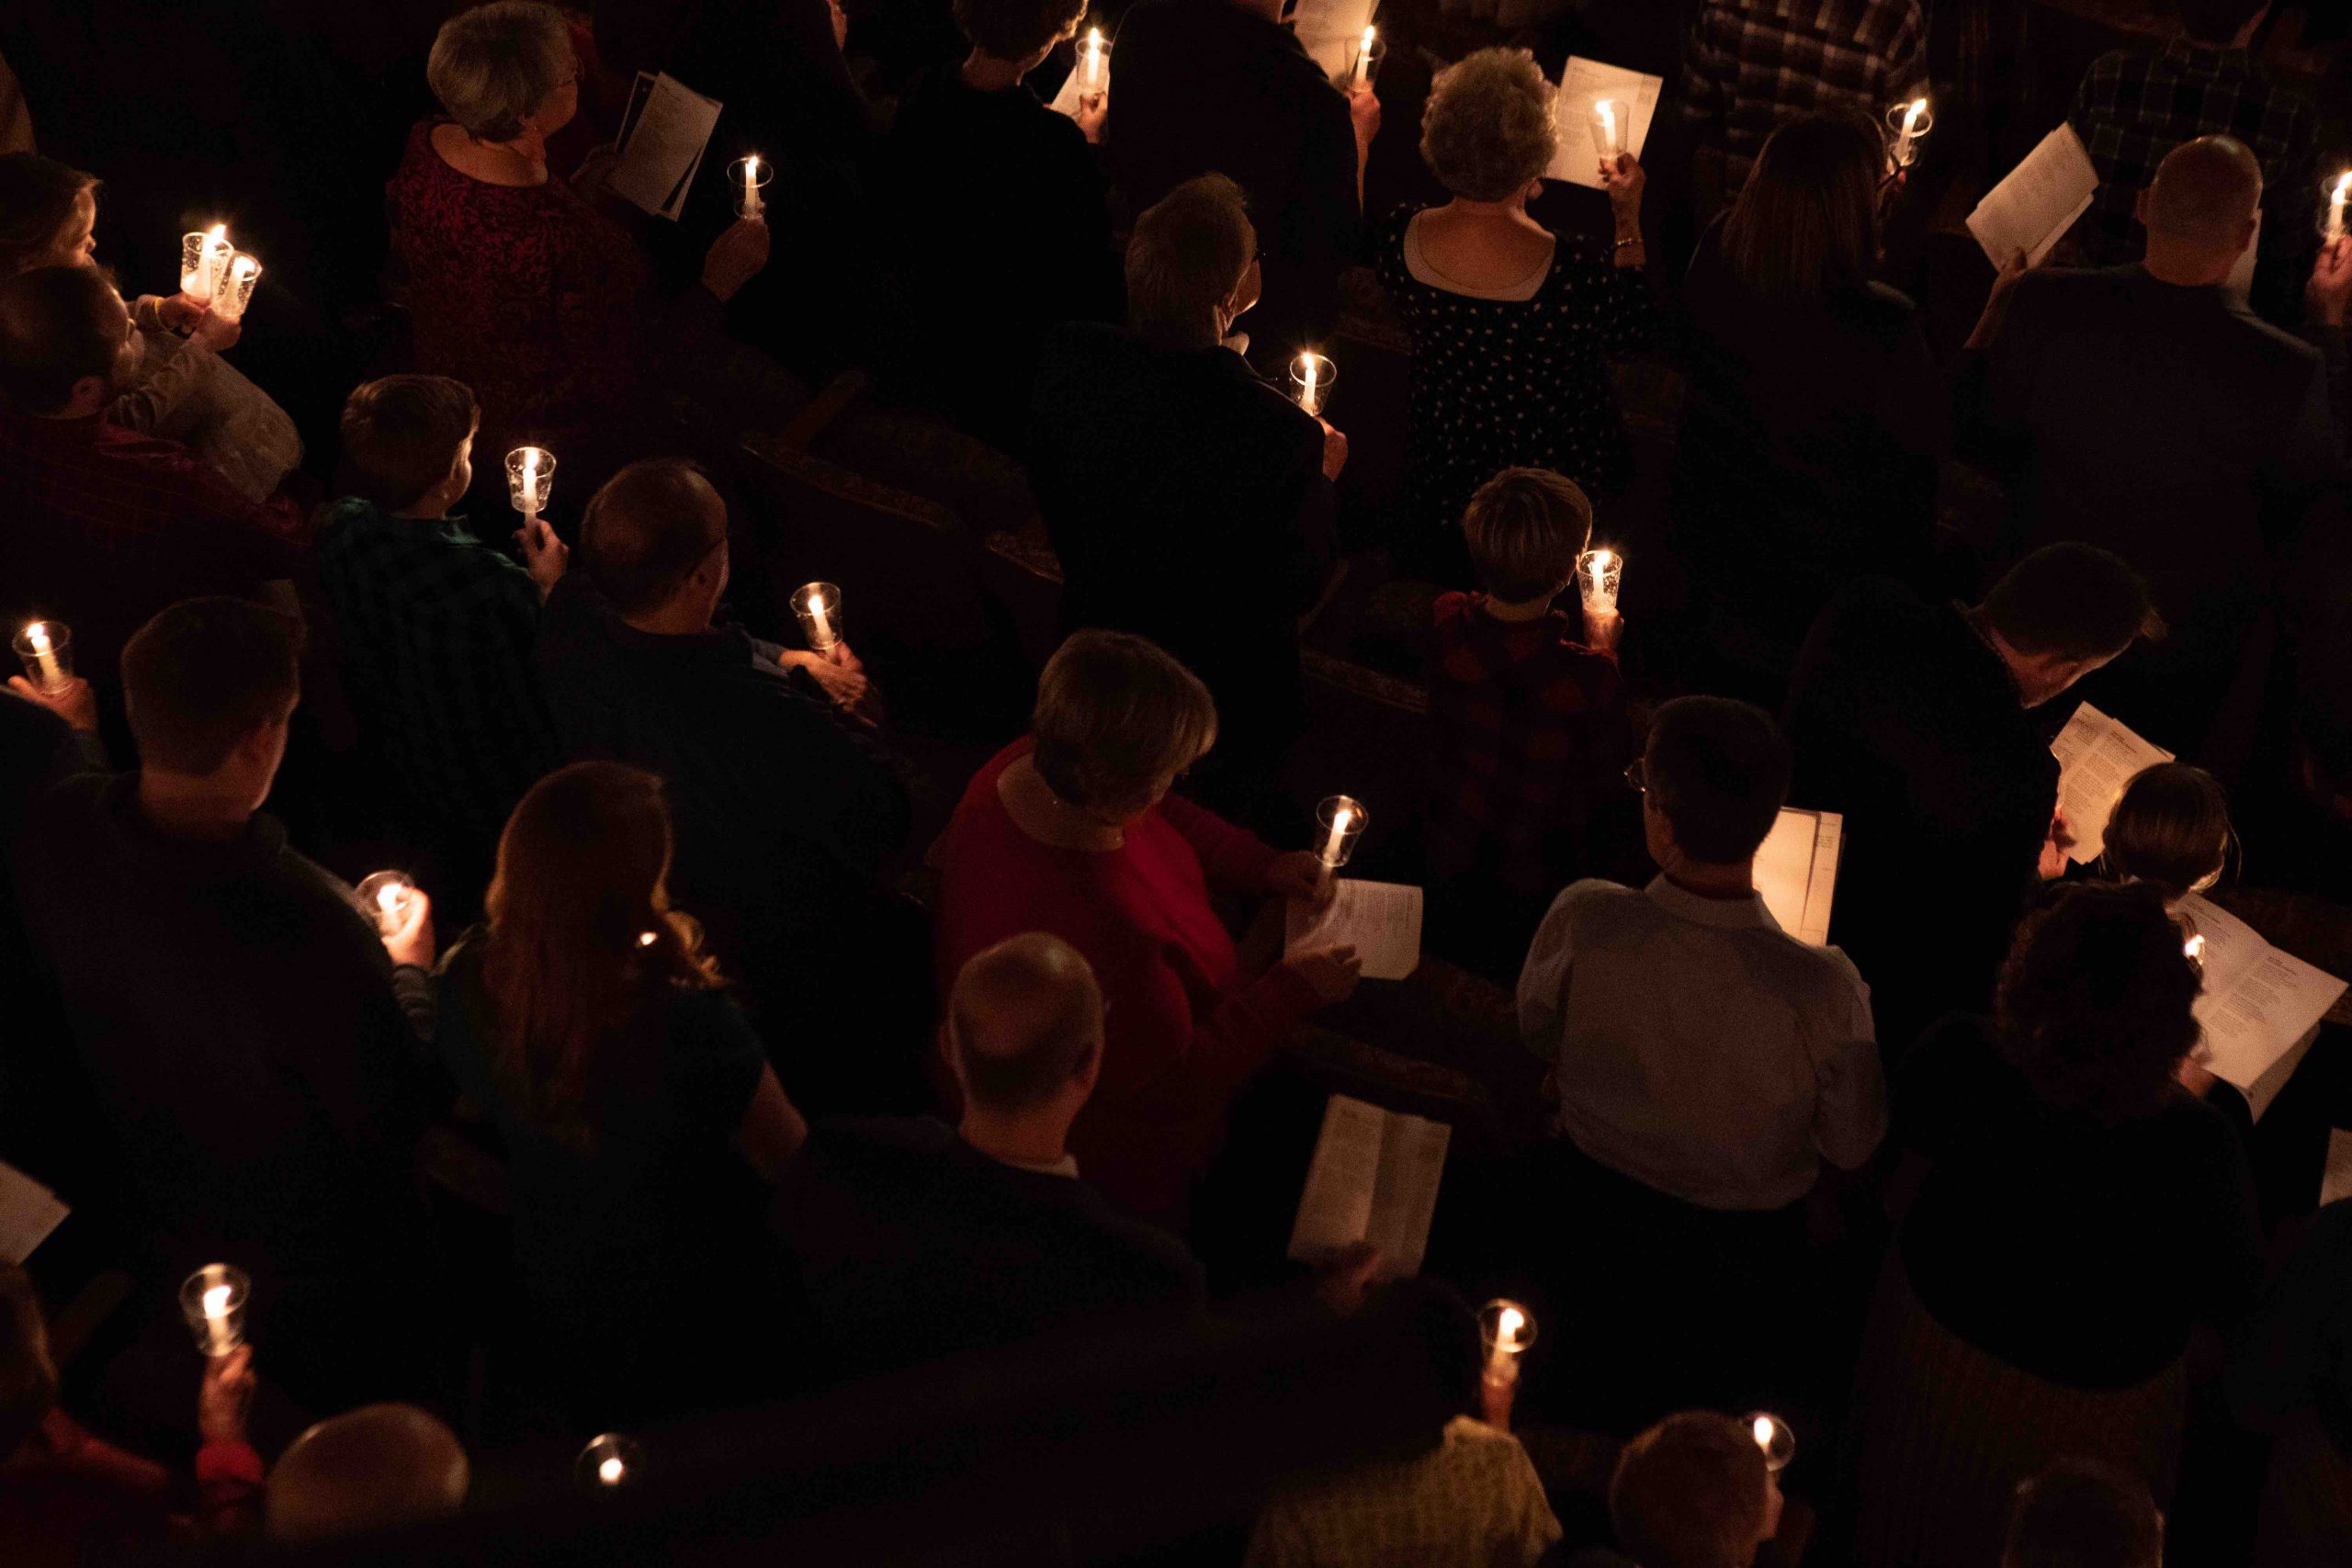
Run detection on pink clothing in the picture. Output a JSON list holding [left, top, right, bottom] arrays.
[[935, 739, 1320, 1227], [0, 1407, 262, 1565]]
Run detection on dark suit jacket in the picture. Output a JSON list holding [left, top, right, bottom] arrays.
[[1105, 0, 1359, 361], [1954, 264, 2341, 753], [1029, 322, 1337, 766], [1783, 581, 2057, 1055], [773, 1116, 1206, 1382]]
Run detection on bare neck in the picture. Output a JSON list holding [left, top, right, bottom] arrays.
[[959, 1106, 1072, 1168], [135, 771, 252, 842]]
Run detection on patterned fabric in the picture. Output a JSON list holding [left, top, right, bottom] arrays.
[[315, 498, 558, 840], [1679, 0, 1928, 189], [385, 118, 654, 458], [1425, 592, 1631, 897], [2070, 40, 2320, 319], [1244, 1416, 1562, 1568], [1372, 209, 1656, 538]]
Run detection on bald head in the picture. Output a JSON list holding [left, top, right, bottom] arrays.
[[2142, 136, 2261, 255], [265, 1403, 469, 1544], [579, 457, 729, 619], [948, 932, 1103, 1114]]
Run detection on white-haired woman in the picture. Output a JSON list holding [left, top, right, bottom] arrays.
[[386, 1, 769, 468], [1372, 48, 1654, 582]]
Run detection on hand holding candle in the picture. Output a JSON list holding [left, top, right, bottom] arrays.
[[793, 581, 843, 660], [506, 446, 556, 518], [1290, 351, 1336, 418], [13, 620, 72, 694], [179, 225, 232, 304], [1351, 27, 1382, 91], [178, 1264, 251, 1358]]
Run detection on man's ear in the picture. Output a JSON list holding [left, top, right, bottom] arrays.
[[2132, 186, 2152, 228]]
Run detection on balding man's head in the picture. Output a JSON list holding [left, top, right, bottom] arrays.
[[579, 457, 729, 619], [265, 1403, 469, 1544], [2141, 136, 2261, 256], [948, 932, 1103, 1115]]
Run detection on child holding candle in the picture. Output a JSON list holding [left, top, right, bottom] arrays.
[[1424, 468, 1634, 969]]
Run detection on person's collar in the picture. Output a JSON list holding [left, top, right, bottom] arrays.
[[2163, 37, 2252, 70], [1645, 874, 1770, 928], [987, 1149, 1081, 1179], [107, 773, 283, 860]]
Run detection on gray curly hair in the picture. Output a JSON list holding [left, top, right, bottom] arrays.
[[428, 1, 575, 143], [1419, 48, 1559, 202]]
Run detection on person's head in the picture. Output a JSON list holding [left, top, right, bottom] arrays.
[[265, 1404, 469, 1544], [122, 597, 304, 809], [2001, 1458, 2164, 1568], [427, 0, 579, 145], [2135, 135, 2261, 282], [2103, 762, 2233, 899], [1721, 110, 1884, 297], [1125, 174, 1260, 350], [0, 1266, 59, 1459], [483, 762, 720, 1136], [2177, 0, 2269, 47], [1640, 697, 1792, 875], [0, 153, 99, 276], [954, 0, 1087, 67], [1462, 467, 1591, 604], [1996, 884, 2202, 1122], [0, 264, 138, 416], [1610, 1412, 1781, 1568], [1030, 630, 1217, 824], [578, 458, 730, 626], [339, 375, 480, 515], [1975, 544, 2163, 708], [947, 932, 1104, 1135], [1419, 48, 1558, 203]]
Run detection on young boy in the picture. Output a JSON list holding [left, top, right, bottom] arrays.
[[315, 375, 563, 856], [1426, 468, 1635, 948]]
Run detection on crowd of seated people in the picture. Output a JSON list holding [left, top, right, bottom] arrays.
[[1, 0, 2349, 1563]]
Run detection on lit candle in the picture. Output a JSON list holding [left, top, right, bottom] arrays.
[[2327, 173, 2350, 245], [19, 621, 64, 691], [1324, 803, 1353, 863], [180, 224, 232, 303], [793, 581, 843, 659], [209, 254, 262, 324], [178, 1264, 249, 1357], [1353, 26, 1377, 90], [743, 153, 763, 218], [1747, 1411, 1795, 1472], [202, 1286, 233, 1353], [1314, 793, 1367, 871], [1577, 547, 1622, 615], [577, 1433, 642, 1489], [355, 871, 419, 936], [1894, 97, 1927, 167], [599, 1456, 625, 1484], [506, 446, 556, 517], [523, 449, 541, 513], [1590, 98, 1624, 164], [806, 590, 834, 649], [1289, 351, 1335, 417], [637, 930, 659, 948], [1479, 1299, 1535, 1386], [1079, 28, 1107, 94], [2184, 932, 2206, 964]]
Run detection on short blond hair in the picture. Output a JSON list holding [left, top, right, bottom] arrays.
[[428, 1, 574, 142], [1031, 631, 1216, 816], [1420, 48, 1558, 201], [1463, 467, 1590, 602]]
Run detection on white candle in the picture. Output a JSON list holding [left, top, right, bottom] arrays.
[[1354, 26, 1376, 90], [1598, 100, 1617, 158], [1321, 803, 1354, 864], [806, 589, 835, 649], [743, 153, 763, 217], [202, 1284, 234, 1355], [1301, 356, 1318, 411], [211, 254, 260, 323], [181, 224, 232, 302], [2328, 174, 2350, 244], [1578, 548, 1621, 614], [1894, 96, 1927, 167], [522, 448, 542, 513], [23, 622, 62, 690], [1486, 1303, 1524, 1379], [1080, 28, 1107, 93]]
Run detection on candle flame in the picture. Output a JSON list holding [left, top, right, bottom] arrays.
[[205, 224, 227, 249], [376, 884, 404, 913], [231, 255, 257, 281], [1332, 806, 1354, 835], [523, 448, 540, 480], [1591, 549, 1615, 571], [807, 591, 824, 615], [2335, 173, 2351, 197], [1599, 100, 1615, 141], [1498, 1305, 1524, 1341], [746, 154, 760, 179], [1904, 97, 1927, 131], [1752, 1415, 1776, 1448], [2185, 933, 2206, 961], [1088, 26, 1103, 47], [202, 1284, 232, 1319], [598, 1456, 625, 1484], [1361, 24, 1375, 49], [637, 930, 658, 948], [26, 622, 51, 656]]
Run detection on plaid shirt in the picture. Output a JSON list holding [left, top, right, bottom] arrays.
[[2071, 39, 2320, 323], [1681, 0, 1928, 189], [1426, 593, 1633, 897], [315, 499, 558, 840]]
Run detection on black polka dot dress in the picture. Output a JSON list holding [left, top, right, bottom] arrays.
[[1373, 205, 1657, 540]]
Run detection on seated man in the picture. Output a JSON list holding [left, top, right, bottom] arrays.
[[1956, 136, 2340, 761], [265, 1404, 469, 1545], [1106, 0, 1376, 362], [11, 598, 443, 1412], [1518, 695, 1883, 1214], [1783, 545, 2161, 1055], [773, 933, 1204, 1382], [2070, 0, 2319, 325], [0, 265, 304, 709], [2002, 1459, 2164, 1568], [534, 457, 918, 1109], [317, 375, 561, 861], [1029, 175, 1341, 787]]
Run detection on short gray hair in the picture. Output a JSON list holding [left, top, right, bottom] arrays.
[[1420, 48, 1558, 201], [428, 1, 574, 143], [1125, 174, 1255, 351]]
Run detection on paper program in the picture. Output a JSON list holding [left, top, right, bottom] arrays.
[[1545, 58, 1663, 188], [2050, 703, 2174, 864], [1287, 1093, 1452, 1278], [1285, 879, 1423, 980], [1965, 122, 2098, 267]]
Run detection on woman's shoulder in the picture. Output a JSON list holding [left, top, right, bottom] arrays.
[[1372, 203, 1430, 264]]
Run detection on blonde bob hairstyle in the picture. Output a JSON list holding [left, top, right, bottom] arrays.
[[1420, 48, 1559, 202], [428, 1, 575, 143], [1031, 630, 1217, 817]]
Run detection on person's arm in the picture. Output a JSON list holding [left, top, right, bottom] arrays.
[[1951, 255, 2039, 475], [1513, 890, 1579, 1060], [190, 1345, 264, 1539], [1811, 964, 1888, 1171], [736, 1065, 808, 1182], [1103, 931, 1327, 1140], [2224, 1204, 2352, 1431], [1158, 790, 1283, 896], [105, 332, 212, 435]]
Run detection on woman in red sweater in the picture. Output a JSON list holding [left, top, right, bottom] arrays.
[[935, 631, 1361, 1228]]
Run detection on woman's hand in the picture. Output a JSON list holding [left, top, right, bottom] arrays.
[[1600, 153, 1645, 228], [2036, 807, 2075, 881], [1076, 91, 1107, 146], [701, 217, 772, 303], [198, 1345, 255, 1448], [1286, 942, 1362, 1005], [382, 886, 435, 970], [1264, 851, 1337, 908]]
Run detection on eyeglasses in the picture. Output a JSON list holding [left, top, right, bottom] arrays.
[[1623, 760, 1646, 794]]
